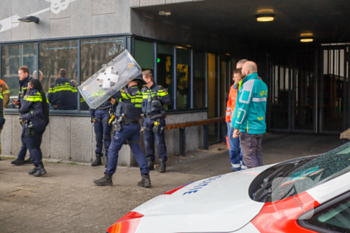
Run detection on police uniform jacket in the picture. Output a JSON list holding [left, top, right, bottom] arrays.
[[19, 89, 49, 130], [112, 85, 143, 120], [89, 100, 112, 119], [142, 83, 171, 116], [48, 77, 77, 110], [18, 76, 33, 107]]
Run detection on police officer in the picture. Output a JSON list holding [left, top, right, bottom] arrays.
[[93, 76, 151, 187], [47, 68, 77, 110], [0, 79, 10, 160], [141, 70, 171, 173], [90, 98, 113, 167], [11, 66, 33, 165], [19, 79, 49, 177]]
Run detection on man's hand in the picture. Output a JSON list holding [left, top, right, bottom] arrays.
[[12, 99, 19, 106], [233, 129, 240, 138]]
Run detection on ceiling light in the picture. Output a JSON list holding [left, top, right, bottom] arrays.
[[256, 9, 275, 22], [300, 33, 314, 43], [18, 16, 39, 24], [159, 11, 171, 16], [256, 14, 275, 22]]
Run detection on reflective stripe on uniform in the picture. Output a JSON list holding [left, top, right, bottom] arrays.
[[48, 82, 77, 93], [2, 90, 9, 95], [24, 93, 43, 102], [252, 97, 267, 102]]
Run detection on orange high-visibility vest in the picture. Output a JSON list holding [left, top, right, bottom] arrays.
[[225, 84, 238, 123]]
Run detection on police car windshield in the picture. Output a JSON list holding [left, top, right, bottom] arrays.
[[250, 142, 350, 202]]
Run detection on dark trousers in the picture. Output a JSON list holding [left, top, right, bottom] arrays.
[[105, 123, 149, 176], [21, 125, 45, 165], [17, 124, 28, 160], [143, 117, 167, 162], [240, 132, 263, 168], [93, 110, 112, 157]]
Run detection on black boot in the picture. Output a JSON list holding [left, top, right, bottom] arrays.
[[137, 174, 151, 188], [11, 158, 25, 166], [159, 159, 166, 173], [147, 157, 154, 170], [93, 173, 113, 186], [91, 154, 102, 167], [28, 164, 39, 175], [24, 158, 32, 164], [33, 164, 47, 177]]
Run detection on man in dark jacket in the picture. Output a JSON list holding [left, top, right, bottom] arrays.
[[48, 69, 77, 110], [11, 66, 33, 165], [141, 70, 172, 173]]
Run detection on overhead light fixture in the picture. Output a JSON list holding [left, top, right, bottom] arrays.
[[256, 9, 275, 22], [300, 33, 314, 43], [18, 16, 39, 24], [159, 11, 171, 16]]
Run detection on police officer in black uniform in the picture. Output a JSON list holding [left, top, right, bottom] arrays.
[[19, 79, 49, 177], [47, 68, 77, 110], [93, 76, 151, 187], [11, 66, 33, 165], [89, 98, 113, 167], [141, 70, 171, 173]]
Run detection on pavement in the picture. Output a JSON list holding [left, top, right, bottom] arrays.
[[0, 133, 343, 233]]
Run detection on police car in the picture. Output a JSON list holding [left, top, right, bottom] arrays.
[[107, 142, 350, 233]]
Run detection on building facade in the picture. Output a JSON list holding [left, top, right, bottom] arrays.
[[1, 0, 350, 164]]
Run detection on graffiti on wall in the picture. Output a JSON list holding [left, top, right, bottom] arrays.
[[0, 0, 77, 33]]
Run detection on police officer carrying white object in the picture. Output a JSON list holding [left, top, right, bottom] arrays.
[[141, 70, 172, 173], [93, 75, 151, 187]]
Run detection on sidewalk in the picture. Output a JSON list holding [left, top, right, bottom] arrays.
[[0, 133, 343, 233]]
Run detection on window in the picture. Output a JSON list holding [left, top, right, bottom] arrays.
[[176, 47, 191, 109], [39, 40, 78, 110], [193, 51, 206, 108], [157, 44, 174, 109], [250, 142, 350, 203], [80, 38, 124, 110], [134, 40, 154, 72], [307, 197, 350, 232], [1, 43, 37, 109]]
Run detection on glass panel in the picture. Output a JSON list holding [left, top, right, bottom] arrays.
[[307, 197, 350, 231], [294, 51, 315, 130], [208, 53, 218, 143], [176, 48, 191, 110], [135, 40, 154, 71], [322, 49, 345, 131], [39, 40, 78, 110], [80, 38, 124, 110], [221, 61, 227, 117], [193, 51, 206, 109], [270, 64, 289, 129], [157, 44, 174, 109], [1, 44, 37, 109]]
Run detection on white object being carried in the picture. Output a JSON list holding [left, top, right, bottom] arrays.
[[78, 49, 142, 109]]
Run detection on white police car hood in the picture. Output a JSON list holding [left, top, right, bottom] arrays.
[[133, 166, 270, 233]]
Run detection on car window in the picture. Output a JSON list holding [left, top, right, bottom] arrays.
[[301, 194, 350, 233], [250, 142, 350, 202]]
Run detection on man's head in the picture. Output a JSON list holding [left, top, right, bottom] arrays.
[[142, 70, 153, 85], [58, 68, 67, 78], [241, 61, 258, 78], [33, 70, 43, 81], [233, 69, 243, 85], [18, 66, 29, 81], [236, 59, 248, 69]]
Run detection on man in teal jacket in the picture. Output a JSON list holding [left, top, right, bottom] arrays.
[[232, 61, 268, 168]]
